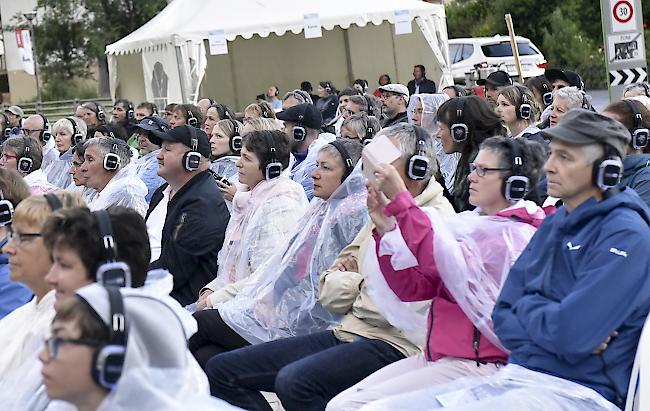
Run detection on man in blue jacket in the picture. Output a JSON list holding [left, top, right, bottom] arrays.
[[378, 110, 650, 410]]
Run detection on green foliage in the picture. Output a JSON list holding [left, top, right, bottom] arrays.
[[446, 0, 650, 89]]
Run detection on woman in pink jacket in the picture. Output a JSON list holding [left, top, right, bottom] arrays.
[[327, 136, 551, 411]]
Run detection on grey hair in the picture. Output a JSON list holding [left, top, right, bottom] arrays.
[[282, 89, 313, 105], [319, 138, 364, 169], [83, 136, 131, 170], [376, 123, 438, 181], [582, 143, 605, 164], [341, 113, 381, 141], [246, 117, 282, 132], [553, 86, 585, 110], [53, 117, 87, 139]]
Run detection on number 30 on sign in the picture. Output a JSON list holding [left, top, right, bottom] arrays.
[[611, 0, 638, 32]]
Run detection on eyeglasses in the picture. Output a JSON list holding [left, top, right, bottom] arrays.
[[469, 163, 510, 177], [21, 128, 43, 135], [44, 335, 101, 359], [0, 153, 17, 161], [380, 93, 401, 100], [8, 227, 42, 244]]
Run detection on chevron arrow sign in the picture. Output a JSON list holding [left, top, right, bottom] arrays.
[[609, 67, 648, 86]]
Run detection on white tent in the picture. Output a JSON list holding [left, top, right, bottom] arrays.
[[106, 0, 452, 110]]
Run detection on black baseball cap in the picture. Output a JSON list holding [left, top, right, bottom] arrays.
[[151, 125, 211, 158], [477, 70, 513, 87], [135, 116, 169, 146], [545, 69, 585, 91], [541, 109, 630, 158], [276, 103, 323, 129]]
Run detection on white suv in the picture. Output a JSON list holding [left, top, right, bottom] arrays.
[[449, 35, 547, 84]]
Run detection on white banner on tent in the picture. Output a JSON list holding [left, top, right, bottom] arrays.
[[394, 10, 412, 35], [208, 30, 228, 55], [304, 13, 322, 39], [15, 29, 35, 75], [178, 40, 207, 103], [142, 46, 183, 108]]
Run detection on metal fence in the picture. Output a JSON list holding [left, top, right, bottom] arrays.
[[2, 97, 114, 121]]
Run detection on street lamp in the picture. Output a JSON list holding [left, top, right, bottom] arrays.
[[23, 11, 41, 108]]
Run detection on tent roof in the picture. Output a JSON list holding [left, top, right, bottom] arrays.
[[106, 0, 445, 55]]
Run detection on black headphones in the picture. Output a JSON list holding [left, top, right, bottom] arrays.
[[18, 137, 34, 174], [329, 140, 354, 182], [592, 144, 623, 190], [67, 117, 84, 145], [450, 97, 469, 142], [85, 102, 106, 122], [292, 105, 308, 142], [0, 189, 14, 226], [624, 99, 649, 149], [44, 193, 62, 211], [91, 286, 127, 389], [362, 95, 376, 117], [93, 209, 132, 288], [261, 131, 283, 180], [361, 115, 377, 145], [182, 125, 202, 171], [273, 86, 279, 97], [151, 103, 159, 116], [581, 92, 591, 110], [226, 119, 242, 153], [212, 103, 233, 120], [540, 81, 553, 106], [407, 126, 431, 180], [0, 113, 10, 139], [503, 139, 530, 201], [103, 139, 122, 172], [259, 103, 270, 119], [125, 101, 134, 120], [515, 86, 532, 120], [640, 83, 650, 98], [38, 114, 51, 142], [324, 82, 332, 94], [186, 107, 198, 128]]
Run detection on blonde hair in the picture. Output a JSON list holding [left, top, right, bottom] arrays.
[[215, 119, 244, 138], [246, 117, 282, 132], [13, 191, 86, 228], [245, 101, 276, 119], [498, 85, 540, 124]]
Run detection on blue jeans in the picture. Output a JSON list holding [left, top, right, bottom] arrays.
[[206, 330, 405, 411]]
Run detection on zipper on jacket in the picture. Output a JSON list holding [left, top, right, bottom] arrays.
[[473, 326, 481, 367], [425, 309, 434, 361], [173, 212, 187, 240]]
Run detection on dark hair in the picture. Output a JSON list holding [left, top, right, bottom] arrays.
[[524, 76, 554, 108], [353, 79, 368, 89], [414, 64, 426, 74], [136, 102, 156, 116], [95, 124, 128, 142], [339, 87, 360, 98], [378, 74, 392, 84], [210, 102, 235, 121], [321, 138, 364, 169], [319, 81, 338, 95], [300, 81, 313, 93], [480, 136, 547, 200], [72, 141, 86, 158], [164, 103, 178, 113], [42, 206, 150, 287], [3, 137, 43, 171], [242, 130, 291, 171], [0, 168, 30, 209], [54, 296, 109, 343], [603, 99, 650, 131], [442, 85, 470, 97], [175, 104, 204, 125]]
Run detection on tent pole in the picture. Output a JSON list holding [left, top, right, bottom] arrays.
[[174, 39, 188, 104], [343, 28, 354, 86]]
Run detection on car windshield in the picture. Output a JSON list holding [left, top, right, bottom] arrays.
[[481, 42, 539, 57]]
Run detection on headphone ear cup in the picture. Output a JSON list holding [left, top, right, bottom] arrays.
[[188, 116, 198, 127], [450, 123, 468, 142], [41, 129, 52, 142], [593, 156, 623, 190], [18, 157, 33, 173], [230, 135, 243, 153], [103, 153, 121, 171], [182, 151, 201, 171], [93, 345, 127, 389]]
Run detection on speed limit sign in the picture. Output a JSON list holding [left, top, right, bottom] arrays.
[[611, 0, 638, 31]]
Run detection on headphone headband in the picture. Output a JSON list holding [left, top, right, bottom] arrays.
[[44, 193, 62, 211], [503, 138, 530, 201], [93, 210, 132, 288], [329, 140, 354, 181], [261, 130, 283, 180]]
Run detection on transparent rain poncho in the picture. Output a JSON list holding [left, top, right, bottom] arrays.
[[208, 175, 309, 291], [43, 148, 73, 189], [407, 94, 460, 194], [133, 149, 165, 203], [290, 132, 336, 200], [210, 156, 239, 183], [364, 202, 541, 351], [75, 284, 242, 411], [218, 165, 368, 344], [361, 364, 619, 411], [87, 163, 148, 217]]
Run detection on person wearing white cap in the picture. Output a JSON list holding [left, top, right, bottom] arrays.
[[378, 84, 409, 128], [39, 283, 242, 410], [4, 105, 24, 137]]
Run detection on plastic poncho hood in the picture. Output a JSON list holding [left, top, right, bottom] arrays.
[[88, 163, 148, 217], [76, 283, 242, 410], [218, 164, 368, 344]]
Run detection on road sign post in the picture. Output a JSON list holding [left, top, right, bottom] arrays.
[[601, 0, 647, 101]]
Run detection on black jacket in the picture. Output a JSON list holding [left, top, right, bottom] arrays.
[[381, 111, 409, 128], [407, 78, 437, 95], [147, 170, 229, 306]]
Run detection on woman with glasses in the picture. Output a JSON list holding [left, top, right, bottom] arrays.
[[327, 136, 549, 411], [0, 191, 85, 409], [339, 112, 381, 145], [435, 96, 506, 212]]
